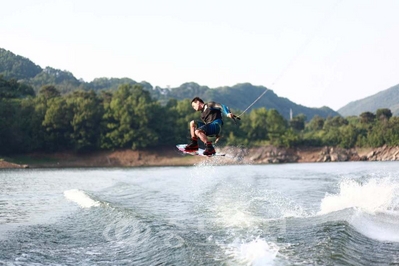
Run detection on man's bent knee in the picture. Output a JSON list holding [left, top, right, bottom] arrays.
[[195, 129, 205, 136]]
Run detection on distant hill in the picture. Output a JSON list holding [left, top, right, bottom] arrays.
[[0, 47, 340, 120], [156, 82, 339, 120], [0, 48, 41, 80], [338, 84, 399, 117]]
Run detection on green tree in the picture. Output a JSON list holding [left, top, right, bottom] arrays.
[[0, 76, 35, 98], [165, 98, 197, 144], [367, 130, 385, 147], [0, 98, 43, 154], [22, 97, 49, 152], [359, 111, 376, 124], [0, 99, 18, 154], [376, 108, 392, 121], [245, 108, 269, 142], [42, 97, 74, 151], [383, 117, 399, 146], [267, 109, 288, 144], [323, 116, 348, 129], [339, 124, 358, 148], [307, 115, 324, 131], [321, 127, 340, 146], [221, 110, 246, 146], [0, 48, 42, 80], [67, 90, 103, 151], [30, 67, 81, 94], [290, 114, 306, 131], [101, 84, 160, 149], [302, 130, 324, 147], [279, 128, 301, 147], [39, 85, 61, 99]]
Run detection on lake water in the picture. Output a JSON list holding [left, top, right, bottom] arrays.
[[1, 161, 399, 265]]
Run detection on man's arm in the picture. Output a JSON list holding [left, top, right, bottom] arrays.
[[208, 102, 230, 116], [209, 102, 240, 120]]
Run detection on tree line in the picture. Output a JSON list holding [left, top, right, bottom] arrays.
[[1, 48, 340, 121], [1, 76, 398, 155]]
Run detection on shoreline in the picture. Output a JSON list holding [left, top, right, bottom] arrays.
[[1, 145, 397, 169]]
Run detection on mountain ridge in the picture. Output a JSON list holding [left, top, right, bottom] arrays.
[[338, 84, 399, 117], [0, 47, 339, 120]]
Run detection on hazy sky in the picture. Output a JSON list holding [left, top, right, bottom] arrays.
[[2, 0, 399, 110]]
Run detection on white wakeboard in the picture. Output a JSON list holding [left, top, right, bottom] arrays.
[[176, 144, 226, 157]]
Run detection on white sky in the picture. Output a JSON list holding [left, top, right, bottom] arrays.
[[1, 0, 399, 110]]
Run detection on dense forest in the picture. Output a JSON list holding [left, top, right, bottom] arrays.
[[1, 76, 398, 155], [0, 48, 339, 121]]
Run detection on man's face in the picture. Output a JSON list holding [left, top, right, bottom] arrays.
[[191, 101, 202, 111]]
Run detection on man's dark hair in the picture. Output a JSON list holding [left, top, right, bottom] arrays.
[[191, 97, 204, 104]]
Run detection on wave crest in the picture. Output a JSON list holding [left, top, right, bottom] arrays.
[[318, 178, 399, 215], [64, 189, 100, 208]]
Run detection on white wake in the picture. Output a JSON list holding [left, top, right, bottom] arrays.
[[64, 189, 100, 208], [318, 178, 399, 215], [318, 177, 399, 242]]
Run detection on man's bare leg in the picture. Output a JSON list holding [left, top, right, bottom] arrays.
[[184, 120, 200, 150], [189, 120, 197, 138], [195, 129, 208, 144]]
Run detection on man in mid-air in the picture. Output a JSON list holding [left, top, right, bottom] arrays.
[[184, 97, 239, 155]]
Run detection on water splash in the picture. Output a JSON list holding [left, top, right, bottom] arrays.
[[64, 189, 100, 208], [350, 209, 399, 242], [226, 237, 279, 265], [318, 178, 399, 215]]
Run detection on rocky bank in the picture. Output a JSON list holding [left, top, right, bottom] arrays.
[[2, 145, 399, 169]]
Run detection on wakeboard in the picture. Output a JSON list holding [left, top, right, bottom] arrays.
[[176, 144, 226, 157]]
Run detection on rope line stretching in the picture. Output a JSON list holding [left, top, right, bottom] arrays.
[[236, 0, 342, 119], [238, 88, 268, 117]]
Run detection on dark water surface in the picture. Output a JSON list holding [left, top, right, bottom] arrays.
[[1, 161, 399, 265]]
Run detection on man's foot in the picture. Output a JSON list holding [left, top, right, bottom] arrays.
[[185, 139, 198, 151], [203, 143, 215, 156]]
